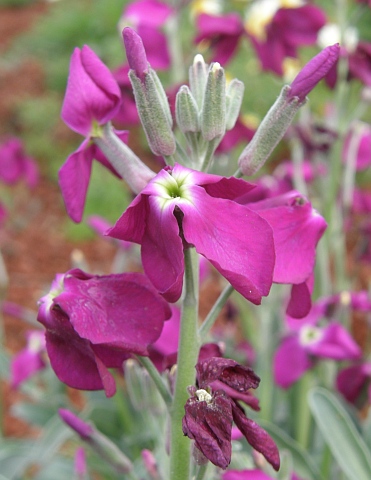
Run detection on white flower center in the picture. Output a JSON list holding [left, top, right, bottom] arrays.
[[299, 325, 323, 346], [196, 389, 212, 403]]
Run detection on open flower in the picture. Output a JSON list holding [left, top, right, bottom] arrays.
[[0, 137, 39, 188], [337, 362, 371, 407], [10, 330, 46, 388], [245, 1, 327, 76], [60, 45, 124, 222], [108, 163, 275, 303], [182, 357, 280, 471], [120, 0, 173, 70], [237, 190, 327, 318], [194, 12, 244, 65], [37, 269, 171, 397], [274, 295, 362, 388]]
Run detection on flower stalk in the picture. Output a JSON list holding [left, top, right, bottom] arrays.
[[169, 247, 200, 480]]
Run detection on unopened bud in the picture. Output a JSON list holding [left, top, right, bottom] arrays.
[[238, 86, 301, 176], [59, 409, 93, 439], [189, 54, 208, 110], [129, 69, 176, 156], [122, 27, 149, 81], [176, 85, 200, 134], [59, 409, 133, 474], [201, 62, 226, 141], [289, 44, 340, 102], [225, 78, 244, 130]]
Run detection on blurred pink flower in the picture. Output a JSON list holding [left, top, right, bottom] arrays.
[[0, 137, 39, 188], [121, 0, 173, 70], [10, 330, 46, 388]]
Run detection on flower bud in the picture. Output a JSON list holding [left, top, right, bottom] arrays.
[[201, 62, 226, 141], [238, 86, 301, 176], [189, 54, 208, 110], [225, 78, 245, 130], [59, 409, 93, 439], [122, 27, 149, 81], [129, 68, 176, 156], [289, 44, 340, 102], [59, 409, 133, 474], [175, 85, 200, 134]]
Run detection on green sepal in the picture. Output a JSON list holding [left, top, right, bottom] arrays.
[[225, 79, 244, 131], [129, 68, 176, 156], [238, 86, 302, 176], [201, 62, 226, 141], [176, 85, 200, 134], [189, 54, 208, 110]]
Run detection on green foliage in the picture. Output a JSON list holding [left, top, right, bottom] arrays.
[[309, 388, 371, 480]]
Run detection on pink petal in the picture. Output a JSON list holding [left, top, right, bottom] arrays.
[[337, 363, 371, 403], [61, 46, 121, 136], [273, 335, 311, 388], [56, 272, 171, 354], [286, 281, 312, 319], [250, 192, 327, 284], [308, 322, 362, 360], [124, 0, 173, 28], [223, 470, 274, 480], [232, 403, 280, 471], [181, 186, 275, 304], [58, 140, 93, 223]]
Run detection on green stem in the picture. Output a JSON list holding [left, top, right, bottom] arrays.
[[292, 372, 313, 449], [94, 123, 155, 194], [195, 463, 209, 480], [135, 356, 173, 409], [169, 248, 200, 480], [199, 284, 234, 341]]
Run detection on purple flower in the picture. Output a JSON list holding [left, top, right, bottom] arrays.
[[245, 3, 327, 76], [112, 64, 140, 125], [121, 0, 173, 70], [108, 163, 275, 304], [74, 447, 88, 479], [60, 46, 124, 223], [182, 357, 280, 471], [337, 362, 371, 406], [194, 13, 244, 65], [61, 46, 121, 137], [10, 330, 46, 388], [238, 190, 327, 318], [0, 137, 39, 188], [37, 269, 171, 397], [274, 296, 362, 388]]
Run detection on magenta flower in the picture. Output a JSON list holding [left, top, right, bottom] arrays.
[[238, 190, 327, 318], [348, 41, 371, 86], [108, 163, 275, 304], [182, 357, 280, 471], [274, 296, 362, 388], [10, 330, 46, 388], [194, 12, 244, 65], [60, 45, 124, 223], [342, 122, 371, 171], [121, 0, 173, 70], [245, 2, 327, 76], [112, 64, 140, 125], [74, 447, 88, 479], [0, 137, 39, 188], [337, 362, 371, 406], [37, 269, 171, 397]]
